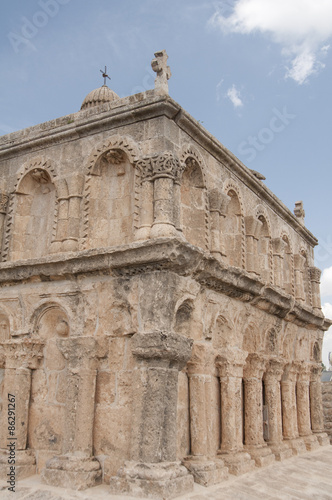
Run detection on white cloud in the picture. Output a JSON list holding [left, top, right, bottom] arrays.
[[322, 302, 332, 320], [321, 266, 332, 297], [209, 0, 332, 84], [227, 84, 243, 107]]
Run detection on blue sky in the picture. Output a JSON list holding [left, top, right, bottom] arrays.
[[1, 0, 332, 364]]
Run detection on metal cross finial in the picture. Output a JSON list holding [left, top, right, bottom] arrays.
[[100, 66, 111, 86]]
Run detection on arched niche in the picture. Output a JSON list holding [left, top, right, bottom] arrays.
[[174, 299, 194, 338], [223, 189, 243, 268], [11, 168, 56, 261], [34, 304, 70, 340], [180, 158, 207, 250], [87, 149, 135, 248]]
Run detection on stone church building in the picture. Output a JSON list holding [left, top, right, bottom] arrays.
[[0, 51, 330, 499]]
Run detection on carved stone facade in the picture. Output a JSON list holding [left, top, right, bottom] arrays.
[[0, 52, 330, 499]]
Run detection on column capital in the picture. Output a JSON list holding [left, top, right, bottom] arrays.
[[243, 353, 267, 379], [281, 362, 299, 382], [0, 340, 44, 369], [136, 151, 181, 182], [186, 342, 213, 375], [309, 267, 321, 283], [310, 362, 322, 381], [264, 358, 285, 381], [56, 336, 108, 369], [216, 348, 248, 378], [297, 363, 311, 382], [132, 331, 192, 369]]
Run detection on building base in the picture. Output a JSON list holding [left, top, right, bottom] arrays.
[[0, 449, 36, 480], [286, 438, 307, 456], [183, 456, 228, 486], [315, 432, 331, 447], [303, 434, 320, 451], [110, 461, 194, 500], [41, 455, 102, 490], [245, 445, 275, 467], [218, 451, 256, 476], [268, 442, 293, 461]]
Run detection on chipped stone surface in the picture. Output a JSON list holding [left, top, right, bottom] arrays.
[[0, 50, 330, 498]]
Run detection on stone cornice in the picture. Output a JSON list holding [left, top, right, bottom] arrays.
[[0, 238, 327, 331], [0, 93, 317, 246]]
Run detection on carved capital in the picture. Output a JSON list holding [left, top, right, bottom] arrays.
[[132, 331, 192, 370], [297, 363, 311, 382], [0, 192, 9, 215], [310, 362, 322, 381], [187, 342, 213, 375], [216, 347, 248, 378], [56, 336, 108, 368], [243, 353, 267, 379], [309, 267, 321, 283], [281, 362, 299, 383], [264, 358, 285, 381], [136, 151, 180, 182], [0, 340, 44, 369]]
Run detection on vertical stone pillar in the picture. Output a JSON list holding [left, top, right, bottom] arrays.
[[183, 343, 228, 486], [296, 364, 319, 450], [0, 192, 9, 256], [135, 157, 154, 240], [216, 348, 255, 475], [272, 238, 285, 288], [149, 152, 181, 239], [51, 178, 69, 253], [281, 363, 306, 455], [0, 340, 44, 479], [310, 363, 330, 446], [244, 217, 262, 275], [243, 354, 275, 466], [208, 190, 229, 262], [309, 267, 322, 311], [294, 254, 306, 303], [264, 359, 292, 460], [110, 331, 194, 499], [62, 174, 84, 252], [42, 337, 107, 490]]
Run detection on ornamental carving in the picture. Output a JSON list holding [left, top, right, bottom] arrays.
[[135, 151, 181, 181], [0, 192, 9, 214]]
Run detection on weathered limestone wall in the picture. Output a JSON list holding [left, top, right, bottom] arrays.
[[322, 381, 332, 443]]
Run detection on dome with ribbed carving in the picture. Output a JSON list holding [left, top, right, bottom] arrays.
[[81, 85, 119, 110]]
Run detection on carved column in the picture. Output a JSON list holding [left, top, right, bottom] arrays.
[[61, 174, 84, 251], [110, 331, 194, 499], [272, 238, 285, 288], [183, 343, 228, 486], [135, 158, 154, 240], [281, 363, 306, 455], [297, 364, 319, 450], [243, 354, 275, 466], [42, 337, 107, 490], [310, 363, 330, 446], [294, 254, 306, 303], [208, 189, 229, 262], [51, 178, 69, 253], [216, 348, 255, 476], [0, 340, 44, 479], [0, 192, 9, 256], [264, 359, 292, 460], [149, 152, 182, 238], [244, 217, 263, 275], [309, 267, 322, 311]]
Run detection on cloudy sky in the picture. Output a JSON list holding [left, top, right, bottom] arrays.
[[1, 0, 332, 365]]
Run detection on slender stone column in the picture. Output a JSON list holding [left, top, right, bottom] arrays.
[[110, 331, 194, 499], [62, 174, 84, 252], [42, 337, 107, 490], [0, 340, 44, 479], [243, 354, 275, 466], [0, 192, 9, 256], [272, 238, 285, 288], [309, 267, 322, 312], [294, 254, 306, 303], [216, 348, 255, 476], [208, 190, 229, 262], [310, 363, 330, 446], [264, 359, 292, 460], [149, 152, 181, 238], [297, 364, 319, 450], [244, 217, 263, 275], [281, 363, 306, 455], [135, 158, 154, 240], [183, 343, 228, 486]]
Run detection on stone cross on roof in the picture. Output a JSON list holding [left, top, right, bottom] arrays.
[[151, 50, 171, 95]]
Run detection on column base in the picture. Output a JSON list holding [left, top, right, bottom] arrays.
[[268, 442, 293, 461], [183, 456, 228, 486], [110, 461, 194, 500], [217, 450, 255, 476], [314, 432, 331, 446], [0, 449, 36, 480], [302, 434, 320, 451], [284, 437, 307, 456], [245, 444, 275, 467], [41, 455, 102, 491], [150, 223, 182, 239]]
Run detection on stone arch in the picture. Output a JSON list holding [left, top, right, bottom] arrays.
[[281, 232, 294, 295], [83, 135, 141, 250], [212, 314, 235, 350], [179, 145, 209, 250], [3, 159, 58, 262], [222, 180, 245, 269], [31, 301, 70, 340], [255, 206, 273, 283], [174, 298, 195, 337]]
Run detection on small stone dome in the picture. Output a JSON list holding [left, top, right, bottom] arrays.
[[80, 85, 119, 110]]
